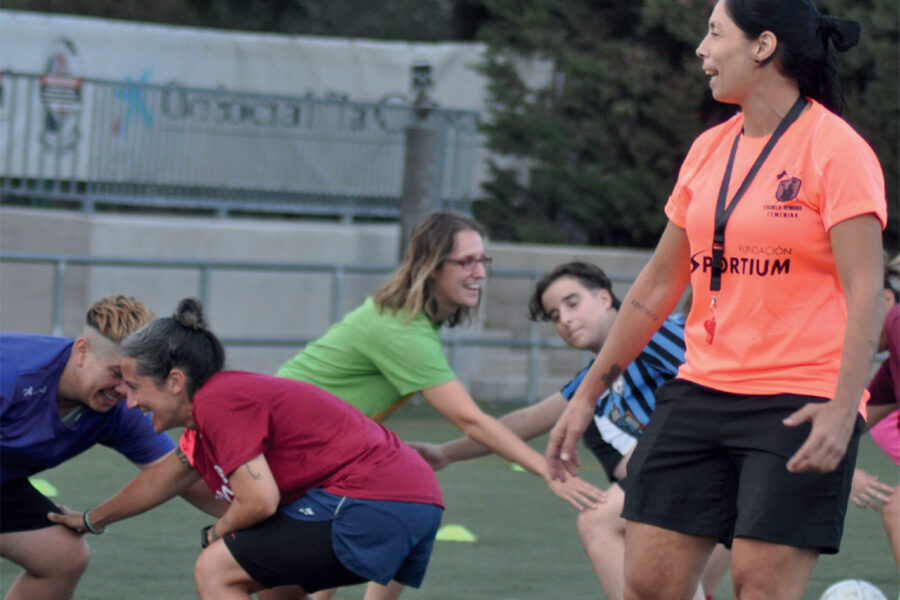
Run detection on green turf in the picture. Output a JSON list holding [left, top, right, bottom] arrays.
[[2, 401, 897, 599]]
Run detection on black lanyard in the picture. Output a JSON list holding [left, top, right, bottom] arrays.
[[709, 96, 807, 292]]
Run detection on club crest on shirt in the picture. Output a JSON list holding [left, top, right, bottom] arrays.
[[776, 176, 802, 202], [763, 172, 804, 219]]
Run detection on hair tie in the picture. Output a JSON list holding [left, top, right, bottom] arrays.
[[820, 15, 861, 52]]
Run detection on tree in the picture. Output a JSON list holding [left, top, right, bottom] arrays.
[[473, 0, 899, 251]]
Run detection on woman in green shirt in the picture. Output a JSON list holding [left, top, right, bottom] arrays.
[[278, 210, 605, 600]]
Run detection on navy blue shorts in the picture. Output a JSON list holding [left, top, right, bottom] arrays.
[[225, 489, 442, 591], [622, 379, 863, 554]]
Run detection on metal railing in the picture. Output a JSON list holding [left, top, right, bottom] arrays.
[[0, 71, 481, 219], [0, 251, 640, 403]]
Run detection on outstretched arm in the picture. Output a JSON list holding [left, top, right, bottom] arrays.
[[48, 447, 202, 532], [412, 393, 568, 468], [785, 214, 884, 473], [546, 221, 691, 480], [422, 380, 605, 510]]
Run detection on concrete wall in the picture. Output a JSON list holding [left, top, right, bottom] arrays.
[[0, 207, 654, 401]]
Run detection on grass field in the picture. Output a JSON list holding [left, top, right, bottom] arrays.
[[2, 401, 897, 599]]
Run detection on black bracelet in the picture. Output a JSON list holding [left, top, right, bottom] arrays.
[[200, 524, 218, 548], [83, 509, 105, 535]]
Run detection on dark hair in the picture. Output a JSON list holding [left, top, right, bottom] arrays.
[[372, 209, 487, 328], [725, 0, 860, 115], [528, 262, 622, 321], [120, 298, 225, 397]]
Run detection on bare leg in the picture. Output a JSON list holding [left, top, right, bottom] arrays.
[[363, 580, 405, 600], [699, 544, 731, 599], [311, 589, 337, 600], [623, 521, 716, 600], [1, 527, 91, 600], [729, 537, 817, 600], [578, 483, 627, 599], [194, 540, 269, 600], [883, 485, 900, 570]]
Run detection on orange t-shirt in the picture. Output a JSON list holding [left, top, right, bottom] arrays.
[[666, 99, 887, 398]]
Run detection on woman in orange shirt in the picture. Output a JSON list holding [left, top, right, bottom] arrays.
[[546, 1, 887, 598]]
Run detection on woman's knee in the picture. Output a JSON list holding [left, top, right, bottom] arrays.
[[34, 528, 91, 578], [577, 497, 624, 540], [194, 546, 222, 596], [67, 536, 91, 576], [194, 542, 257, 599]]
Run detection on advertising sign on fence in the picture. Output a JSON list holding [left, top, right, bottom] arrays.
[[0, 10, 485, 211]]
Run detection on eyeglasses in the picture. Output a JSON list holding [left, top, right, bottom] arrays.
[[443, 255, 493, 271]]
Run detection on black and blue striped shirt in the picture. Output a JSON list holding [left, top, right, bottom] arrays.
[[561, 314, 686, 437]]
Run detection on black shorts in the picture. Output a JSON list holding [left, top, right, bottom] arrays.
[[582, 417, 627, 481], [224, 512, 367, 592], [0, 478, 63, 533], [622, 379, 863, 554]]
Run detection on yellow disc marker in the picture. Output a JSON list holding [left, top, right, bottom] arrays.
[[435, 524, 477, 543], [29, 478, 59, 497], [510, 463, 526, 473]]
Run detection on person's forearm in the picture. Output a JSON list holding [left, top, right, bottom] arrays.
[[457, 414, 549, 478], [89, 454, 199, 529], [830, 216, 885, 416], [211, 495, 277, 539], [180, 478, 228, 517], [570, 267, 685, 410], [834, 289, 884, 414], [440, 400, 560, 463]]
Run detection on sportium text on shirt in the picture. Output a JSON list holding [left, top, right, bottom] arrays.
[[666, 99, 887, 398]]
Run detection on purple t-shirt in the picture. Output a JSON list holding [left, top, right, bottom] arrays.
[[0, 333, 175, 483]]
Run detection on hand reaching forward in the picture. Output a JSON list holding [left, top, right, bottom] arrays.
[[850, 468, 895, 509], [547, 474, 606, 511], [545, 397, 596, 481], [406, 441, 451, 471]]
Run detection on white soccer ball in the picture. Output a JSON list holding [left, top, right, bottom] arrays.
[[819, 579, 888, 600]]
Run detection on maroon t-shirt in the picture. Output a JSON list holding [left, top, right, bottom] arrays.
[[868, 303, 900, 407], [179, 371, 443, 507]]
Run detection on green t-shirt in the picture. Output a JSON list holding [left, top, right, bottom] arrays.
[[276, 297, 457, 421]]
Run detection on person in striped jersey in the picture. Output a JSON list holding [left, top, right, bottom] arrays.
[[411, 261, 730, 600]]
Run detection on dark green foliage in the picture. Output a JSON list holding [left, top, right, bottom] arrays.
[[473, 0, 899, 251]]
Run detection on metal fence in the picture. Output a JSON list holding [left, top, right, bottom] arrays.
[[0, 71, 482, 219], [0, 251, 618, 403]]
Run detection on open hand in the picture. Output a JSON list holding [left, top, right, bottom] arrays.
[[850, 468, 895, 509], [547, 475, 606, 511]]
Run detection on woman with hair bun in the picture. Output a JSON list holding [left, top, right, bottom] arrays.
[[547, 1, 887, 598], [50, 299, 445, 600]]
